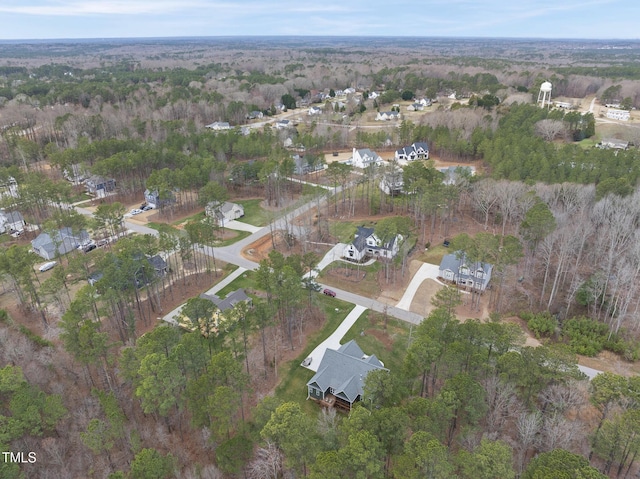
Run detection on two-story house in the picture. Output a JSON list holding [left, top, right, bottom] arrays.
[[343, 226, 402, 261], [439, 251, 493, 291], [394, 142, 429, 162], [351, 148, 383, 169]]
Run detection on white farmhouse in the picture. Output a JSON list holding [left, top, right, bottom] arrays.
[[351, 148, 383, 169]]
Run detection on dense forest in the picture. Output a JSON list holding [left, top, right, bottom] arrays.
[[1, 37, 640, 478]]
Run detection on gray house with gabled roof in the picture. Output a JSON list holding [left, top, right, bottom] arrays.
[[31, 228, 90, 260], [439, 251, 493, 291], [306, 340, 387, 412]]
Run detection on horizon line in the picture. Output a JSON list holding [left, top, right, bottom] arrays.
[[0, 34, 639, 43]]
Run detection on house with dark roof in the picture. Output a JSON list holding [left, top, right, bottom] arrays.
[[292, 154, 325, 175], [85, 175, 116, 198], [379, 162, 404, 196], [205, 201, 245, 227], [31, 228, 90, 260], [144, 189, 175, 209], [306, 340, 387, 412], [342, 226, 402, 262], [439, 251, 493, 291], [181, 289, 252, 335], [394, 142, 429, 162], [0, 210, 25, 234]]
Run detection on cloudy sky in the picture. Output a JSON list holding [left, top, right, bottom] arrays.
[[0, 0, 637, 40]]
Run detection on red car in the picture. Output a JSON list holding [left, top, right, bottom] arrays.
[[323, 288, 336, 297]]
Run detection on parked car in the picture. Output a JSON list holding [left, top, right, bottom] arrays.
[[443, 239, 450, 247], [82, 244, 97, 253], [96, 238, 109, 247], [142, 205, 154, 211], [323, 288, 336, 297], [130, 208, 143, 215], [39, 261, 57, 272]]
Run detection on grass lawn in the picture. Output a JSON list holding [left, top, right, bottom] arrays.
[[236, 199, 271, 227], [215, 270, 257, 298], [329, 219, 376, 243], [273, 295, 356, 415], [341, 310, 411, 373], [173, 210, 206, 225], [147, 222, 183, 235], [318, 261, 382, 298], [417, 244, 449, 265], [213, 229, 251, 247]]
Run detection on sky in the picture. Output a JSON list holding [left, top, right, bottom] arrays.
[[0, 0, 638, 40]]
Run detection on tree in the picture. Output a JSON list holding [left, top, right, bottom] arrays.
[[520, 200, 556, 256], [135, 352, 185, 417], [522, 449, 606, 479], [456, 438, 515, 479], [129, 448, 176, 479], [431, 286, 462, 316], [261, 402, 318, 475], [401, 90, 414, 101], [338, 430, 385, 479], [281, 93, 296, 110], [393, 431, 455, 479]]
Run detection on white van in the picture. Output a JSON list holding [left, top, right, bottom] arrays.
[[38, 261, 57, 272]]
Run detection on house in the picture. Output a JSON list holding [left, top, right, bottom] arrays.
[[206, 201, 245, 227], [308, 106, 323, 116], [182, 288, 252, 335], [368, 91, 379, 100], [0, 210, 25, 234], [438, 166, 475, 185], [306, 340, 387, 412], [31, 227, 90, 260], [344, 87, 356, 95], [375, 111, 401, 121], [343, 226, 402, 261], [292, 154, 325, 175], [554, 101, 573, 109], [275, 119, 290, 130], [606, 109, 630, 121], [394, 142, 429, 162], [418, 98, 432, 107], [351, 147, 383, 169], [148, 254, 168, 277], [379, 164, 404, 195], [85, 175, 116, 198], [205, 121, 231, 131], [63, 164, 86, 185], [600, 138, 629, 150], [439, 251, 493, 291], [407, 103, 424, 111], [247, 111, 264, 120], [144, 189, 175, 209]]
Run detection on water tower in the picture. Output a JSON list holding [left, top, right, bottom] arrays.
[[537, 81, 552, 108]]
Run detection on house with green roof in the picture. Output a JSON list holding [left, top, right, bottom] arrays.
[[306, 340, 387, 412]]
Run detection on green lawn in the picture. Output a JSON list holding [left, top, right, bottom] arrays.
[[213, 229, 251, 247], [329, 219, 377, 243], [215, 270, 257, 298], [273, 303, 411, 416], [417, 244, 449, 265], [236, 199, 271, 227], [341, 310, 411, 373], [274, 295, 357, 415], [173, 210, 206, 225], [147, 222, 183, 235]]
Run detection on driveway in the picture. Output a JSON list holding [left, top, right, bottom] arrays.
[[224, 221, 261, 233], [395, 262, 443, 311], [302, 304, 368, 372]]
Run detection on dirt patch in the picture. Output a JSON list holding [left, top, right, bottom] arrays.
[[408, 279, 444, 317], [365, 328, 395, 351], [327, 267, 366, 283]]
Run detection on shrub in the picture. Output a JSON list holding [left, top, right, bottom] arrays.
[[521, 312, 556, 339], [562, 317, 610, 356]]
